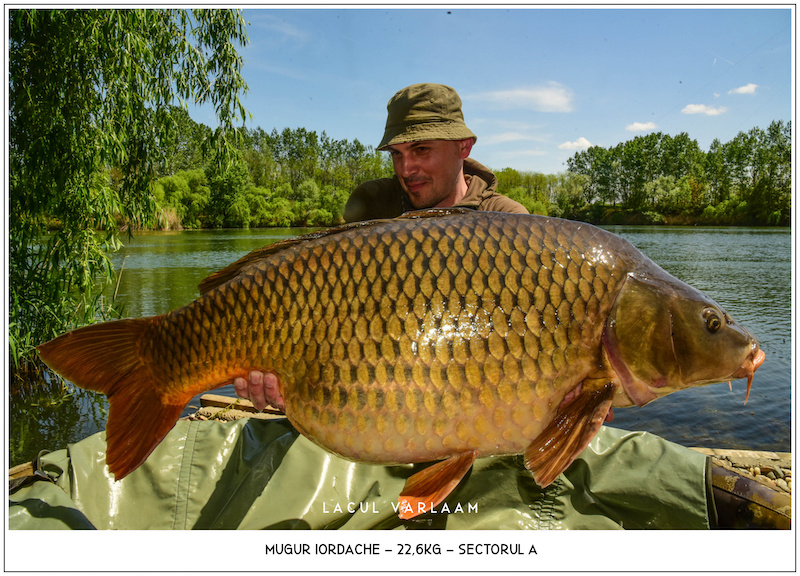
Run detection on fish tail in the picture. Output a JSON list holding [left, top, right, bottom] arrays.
[[37, 317, 194, 481]]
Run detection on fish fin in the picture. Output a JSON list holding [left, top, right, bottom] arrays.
[[398, 450, 478, 520], [395, 207, 477, 220], [37, 319, 194, 480], [524, 381, 616, 488]]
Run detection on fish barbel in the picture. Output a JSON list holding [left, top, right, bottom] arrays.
[[37, 209, 764, 519]]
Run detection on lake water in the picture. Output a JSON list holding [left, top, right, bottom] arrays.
[[10, 224, 792, 467]]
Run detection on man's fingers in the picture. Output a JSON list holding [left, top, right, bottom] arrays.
[[263, 372, 286, 412], [248, 370, 265, 387], [247, 371, 268, 411], [233, 371, 283, 413], [233, 377, 249, 399]]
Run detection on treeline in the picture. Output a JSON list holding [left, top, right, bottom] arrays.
[[561, 120, 791, 226], [148, 107, 393, 229], [150, 111, 790, 230]]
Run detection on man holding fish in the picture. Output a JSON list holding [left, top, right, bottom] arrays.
[[36, 83, 782, 529], [229, 83, 780, 528]]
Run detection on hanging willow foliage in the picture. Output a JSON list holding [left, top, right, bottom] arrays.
[[9, 8, 250, 385]]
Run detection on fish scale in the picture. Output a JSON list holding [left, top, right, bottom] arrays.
[[37, 209, 763, 517], [141, 212, 625, 464]]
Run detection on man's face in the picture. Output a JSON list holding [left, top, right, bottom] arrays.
[[386, 139, 472, 209]]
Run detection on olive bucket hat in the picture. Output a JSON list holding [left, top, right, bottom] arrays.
[[377, 83, 477, 150]]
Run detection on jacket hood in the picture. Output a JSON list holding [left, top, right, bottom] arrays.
[[458, 158, 499, 207]]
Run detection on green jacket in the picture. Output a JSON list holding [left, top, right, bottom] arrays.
[[344, 158, 528, 222]]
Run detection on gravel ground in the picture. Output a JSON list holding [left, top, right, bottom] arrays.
[[691, 447, 791, 496]]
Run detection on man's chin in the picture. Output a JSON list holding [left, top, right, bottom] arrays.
[[406, 193, 432, 210]]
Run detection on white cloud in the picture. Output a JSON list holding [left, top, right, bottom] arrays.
[[681, 104, 727, 116], [467, 82, 574, 113], [728, 83, 759, 95], [558, 137, 592, 150], [626, 121, 657, 132]]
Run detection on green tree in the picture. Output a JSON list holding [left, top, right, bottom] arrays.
[[616, 134, 661, 210], [9, 8, 250, 383], [318, 185, 350, 224], [269, 127, 322, 189], [264, 197, 296, 227], [744, 120, 792, 225], [552, 172, 591, 220], [241, 126, 280, 187], [725, 129, 760, 192], [567, 146, 618, 205], [243, 185, 271, 227], [646, 175, 692, 215], [705, 138, 732, 205], [660, 132, 705, 182], [157, 106, 212, 176], [205, 154, 251, 227], [496, 167, 551, 214]]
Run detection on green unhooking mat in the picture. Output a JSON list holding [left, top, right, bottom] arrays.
[[8, 420, 711, 530]]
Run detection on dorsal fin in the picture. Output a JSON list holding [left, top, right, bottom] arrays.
[[197, 208, 478, 294], [395, 207, 477, 219], [198, 220, 378, 293]]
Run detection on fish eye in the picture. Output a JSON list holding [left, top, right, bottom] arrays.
[[703, 308, 722, 333]]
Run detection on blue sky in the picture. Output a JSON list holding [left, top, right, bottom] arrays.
[[190, 7, 793, 175]]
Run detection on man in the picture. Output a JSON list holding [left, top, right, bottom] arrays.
[[343, 82, 528, 222], [235, 82, 527, 410]]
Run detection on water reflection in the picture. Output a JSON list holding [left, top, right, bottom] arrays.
[[9, 381, 108, 467]]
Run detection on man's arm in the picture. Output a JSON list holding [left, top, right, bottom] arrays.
[[344, 178, 405, 222]]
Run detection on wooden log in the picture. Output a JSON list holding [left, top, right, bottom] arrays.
[[8, 462, 34, 480], [200, 394, 283, 415], [193, 406, 286, 422]]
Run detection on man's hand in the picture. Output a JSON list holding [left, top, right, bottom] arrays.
[[233, 370, 285, 413]]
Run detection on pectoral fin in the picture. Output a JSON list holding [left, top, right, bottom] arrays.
[[524, 381, 616, 487], [398, 450, 478, 520]]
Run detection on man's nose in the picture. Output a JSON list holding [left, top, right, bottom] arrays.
[[396, 154, 418, 177]]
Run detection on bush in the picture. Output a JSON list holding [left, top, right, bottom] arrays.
[[154, 170, 210, 228], [642, 210, 666, 224], [264, 197, 295, 227], [505, 186, 552, 216], [307, 208, 334, 227]]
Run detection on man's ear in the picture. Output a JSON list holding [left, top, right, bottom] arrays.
[[458, 137, 474, 159]]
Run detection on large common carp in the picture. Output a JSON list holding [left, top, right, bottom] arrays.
[[38, 209, 764, 519]]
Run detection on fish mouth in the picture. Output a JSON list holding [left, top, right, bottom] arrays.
[[730, 347, 766, 405]]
